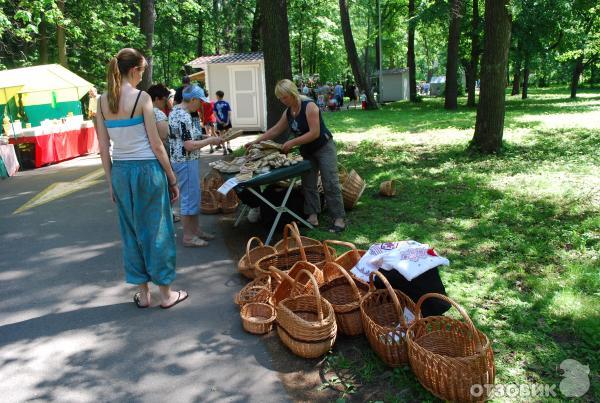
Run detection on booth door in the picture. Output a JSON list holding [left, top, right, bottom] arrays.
[[228, 65, 259, 128]]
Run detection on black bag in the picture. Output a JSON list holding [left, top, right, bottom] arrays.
[[374, 266, 450, 317]]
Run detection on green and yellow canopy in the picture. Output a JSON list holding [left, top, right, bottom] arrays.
[[0, 64, 93, 127]]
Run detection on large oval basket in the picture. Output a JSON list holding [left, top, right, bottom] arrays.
[[276, 269, 337, 358], [406, 293, 495, 402], [360, 271, 416, 367]]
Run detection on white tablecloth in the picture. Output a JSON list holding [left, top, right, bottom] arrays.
[[0, 143, 20, 176]]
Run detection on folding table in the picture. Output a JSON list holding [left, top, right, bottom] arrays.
[[225, 160, 313, 245]]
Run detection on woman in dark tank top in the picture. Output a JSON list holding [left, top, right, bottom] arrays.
[[244, 79, 346, 233]]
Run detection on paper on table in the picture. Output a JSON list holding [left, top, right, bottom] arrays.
[[217, 177, 239, 195]]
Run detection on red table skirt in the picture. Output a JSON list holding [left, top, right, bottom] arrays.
[[9, 127, 98, 168]]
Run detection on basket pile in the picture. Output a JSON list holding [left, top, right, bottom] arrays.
[[254, 223, 335, 276], [276, 269, 337, 358], [407, 293, 495, 402]]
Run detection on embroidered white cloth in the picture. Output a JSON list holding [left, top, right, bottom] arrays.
[[350, 240, 450, 282]]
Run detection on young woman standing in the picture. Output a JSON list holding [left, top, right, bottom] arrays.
[[95, 48, 188, 309]]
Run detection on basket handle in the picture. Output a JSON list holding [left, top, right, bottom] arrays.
[[323, 239, 360, 263], [268, 265, 293, 285], [414, 293, 480, 345], [368, 271, 406, 328], [282, 223, 307, 261], [245, 236, 264, 264], [323, 262, 362, 300], [294, 268, 324, 322]]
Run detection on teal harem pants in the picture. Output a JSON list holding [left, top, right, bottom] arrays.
[[111, 160, 176, 285]]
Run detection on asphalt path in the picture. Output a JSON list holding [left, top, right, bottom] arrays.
[[0, 143, 290, 402]]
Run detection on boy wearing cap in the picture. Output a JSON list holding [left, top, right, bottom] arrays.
[[168, 84, 222, 247]]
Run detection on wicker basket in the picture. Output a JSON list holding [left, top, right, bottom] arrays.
[[360, 271, 416, 367], [269, 262, 323, 305], [273, 222, 321, 251], [220, 189, 239, 214], [238, 237, 277, 279], [406, 293, 495, 402], [241, 302, 276, 335], [379, 180, 396, 197], [202, 169, 224, 192], [276, 269, 337, 358], [234, 274, 280, 306], [200, 190, 220, 214], [323, 239, 367, 272], [341, 169, 366, 210], [319, 262, 368, 336], [254, 224, 335, 276]]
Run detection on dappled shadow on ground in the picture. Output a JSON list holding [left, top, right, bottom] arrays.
[[0, 173, 287, 402], [303, 129, 599, 400]]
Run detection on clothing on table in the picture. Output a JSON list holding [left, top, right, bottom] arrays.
[[214, 100, 231, 125], [168, 104, 203, 163], [350, 240, 450, 283], [284, 99, 344, 219], [100, 92, 176, 286]]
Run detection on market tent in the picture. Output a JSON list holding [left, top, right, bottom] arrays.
[[0, 64, 93, 127]]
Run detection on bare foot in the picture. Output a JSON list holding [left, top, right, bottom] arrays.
[[307, 214, 319, 226]]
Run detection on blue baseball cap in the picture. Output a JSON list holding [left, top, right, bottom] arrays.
[[182, 85, 209, 102]]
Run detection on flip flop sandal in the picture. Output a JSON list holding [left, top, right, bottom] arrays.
[[328, 224, 346, 234], [183, 236, 209, 247], [197, 231, 215, 240], [133, 292, 150, 308], [160, 290, 189, 309]]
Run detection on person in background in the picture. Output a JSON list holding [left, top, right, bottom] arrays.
[[334, 82, 344, 108], [168, 84, 222, 247], [147, 83, 180, 224], [87, 87, 98, 120], [214, 90, 234, 155], [95, 48, 187, 309], [244, 79, 346, 233], [360, 91, 367, 109], [200, 95, 218, 154]]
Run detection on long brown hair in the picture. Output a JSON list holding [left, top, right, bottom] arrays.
[[106, 48, 146, 113]]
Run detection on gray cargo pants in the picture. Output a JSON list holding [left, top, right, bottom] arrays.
[[301, 139, 346, 219]]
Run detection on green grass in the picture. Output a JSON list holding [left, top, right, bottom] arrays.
[[308, 86, 600, 402]]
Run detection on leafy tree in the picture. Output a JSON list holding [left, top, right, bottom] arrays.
[[139, 0, 155, 90]]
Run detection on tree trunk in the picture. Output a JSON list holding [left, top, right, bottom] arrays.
[[470, 0, 511, 154], [259, 0, 292, 131], [213, 0, 220, 54], [339, 0, 377, 109], [235, 4, 244, 52], [407, 0, 417, 102], [57, 0, 67, 67], [511, 61, 521, 95], [39, 16, 48, 64], [196, 16, 204, 56], [444, 0, 463, 110], [570, 56, 584, 99], [466, 0, 479, 107], [250, 0, 261, 52], [521, 60, 529, 99], [139, 0, 155, 91], [511, 40, 521, 96], [309, 29, 317, 74]]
